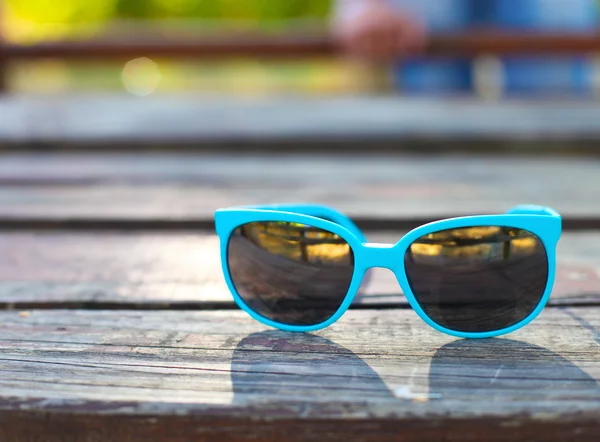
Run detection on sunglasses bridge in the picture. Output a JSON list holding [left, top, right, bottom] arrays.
[[361, 243, 399, 270]]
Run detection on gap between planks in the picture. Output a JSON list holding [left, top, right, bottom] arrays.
[[0, 218, 599, 231]]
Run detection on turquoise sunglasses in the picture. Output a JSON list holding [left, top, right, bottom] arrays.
[[215, 204, 561, 339]]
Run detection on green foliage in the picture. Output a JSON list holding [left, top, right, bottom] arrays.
[[7, 0, 117, 24], [7, 0, 333, 23]]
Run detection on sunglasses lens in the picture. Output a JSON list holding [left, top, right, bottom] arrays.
[[404, 226, 548, 333], [227, 221, 355, 326]]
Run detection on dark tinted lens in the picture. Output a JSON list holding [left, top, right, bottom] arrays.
[[227, 222, 355, 326], [404, 226, 548, 333]]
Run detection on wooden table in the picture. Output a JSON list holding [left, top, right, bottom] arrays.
[[0, 108, 599, 440], [3, 96, 600, 152]]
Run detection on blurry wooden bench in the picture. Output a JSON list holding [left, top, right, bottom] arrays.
[[4, 31, 600, 94], [0, 147, 598, 441]]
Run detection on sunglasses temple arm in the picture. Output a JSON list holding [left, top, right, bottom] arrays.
[[243, 203, 367, 242], [505, 205, 561, 218]]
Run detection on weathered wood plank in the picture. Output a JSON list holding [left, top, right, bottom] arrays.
[[0, 231, 598, 307], [3, 97, 600, 148], [0, 308, 598, 441], [0, 154, 599, 222]]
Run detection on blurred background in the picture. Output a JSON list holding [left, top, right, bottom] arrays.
[[2, 0, 353, 95], [3, 0, 600, 98]]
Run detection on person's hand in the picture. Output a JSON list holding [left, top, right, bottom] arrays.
[[334, 0, 427, 61]]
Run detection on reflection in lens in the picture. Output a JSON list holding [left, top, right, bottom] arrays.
[[227, 222, 355, 326], [404, 226, 548, 333]]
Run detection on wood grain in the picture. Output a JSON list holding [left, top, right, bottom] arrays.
[[0, 146, 596, 440], [0, 154, 599, 223], [0, 231, 597, 308], [0, 308, 598, 441], [3, 97, 600, 147]]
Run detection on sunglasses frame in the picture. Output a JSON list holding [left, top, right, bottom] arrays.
[[215, 204, 561, 338]]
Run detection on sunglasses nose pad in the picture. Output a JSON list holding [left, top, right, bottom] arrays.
[[354, 268, 404, 306], [358, 268, 374, 292], [348, 269, 372, 305]]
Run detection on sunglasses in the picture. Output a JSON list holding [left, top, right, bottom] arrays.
[[215, 204, 561, 338]]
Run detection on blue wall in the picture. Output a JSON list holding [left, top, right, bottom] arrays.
[[394, 0, 598, 95]]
